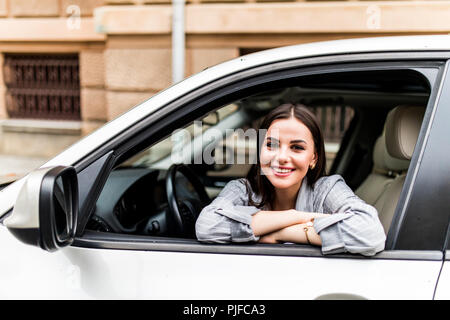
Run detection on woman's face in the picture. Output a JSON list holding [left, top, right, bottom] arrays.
[[260, 117, 317, 191]]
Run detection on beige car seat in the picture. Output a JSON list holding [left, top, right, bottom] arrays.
[[355, 133, 409, 210], [376, 105, 425, 233]]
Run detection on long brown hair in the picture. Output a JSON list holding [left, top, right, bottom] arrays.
[[245, 103, 326, 209]]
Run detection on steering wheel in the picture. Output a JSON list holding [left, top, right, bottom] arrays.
[[165, 164, 211, 238]]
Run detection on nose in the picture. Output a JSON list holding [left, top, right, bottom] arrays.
[[276, 146, 290, 164]]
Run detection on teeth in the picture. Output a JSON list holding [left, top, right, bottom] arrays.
[[273, 167, 293, 173]]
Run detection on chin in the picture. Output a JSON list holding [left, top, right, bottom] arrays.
[[270, 181, 298, 190], [267, 176, 303, 190]]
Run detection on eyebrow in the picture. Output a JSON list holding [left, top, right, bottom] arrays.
[[267, 137, 308, 144]]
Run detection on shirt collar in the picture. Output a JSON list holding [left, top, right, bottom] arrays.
[[295, 177, 314, 212]]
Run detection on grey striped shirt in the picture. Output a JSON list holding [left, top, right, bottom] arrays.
[[195, 174, 386, 256]]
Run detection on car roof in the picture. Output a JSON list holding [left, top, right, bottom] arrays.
[[1, 35, 449, 216]]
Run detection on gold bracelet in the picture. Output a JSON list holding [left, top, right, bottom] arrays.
[[303, 221, 314, 244]]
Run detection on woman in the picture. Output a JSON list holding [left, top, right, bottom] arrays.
[[195, 103, 386, 256]]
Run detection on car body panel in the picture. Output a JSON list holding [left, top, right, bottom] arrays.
[[434, 252, 450, 300], [0, 225, 442, 299]]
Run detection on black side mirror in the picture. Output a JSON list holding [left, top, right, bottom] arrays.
[[4, 166, 78, 252]]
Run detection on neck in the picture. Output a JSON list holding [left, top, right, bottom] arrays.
[[272, 181, 302, 211]]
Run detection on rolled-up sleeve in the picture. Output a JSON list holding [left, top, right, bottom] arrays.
[[195, 179, 260, 243], [314, 178, 386, 256]]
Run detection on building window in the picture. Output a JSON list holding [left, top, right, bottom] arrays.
[[2, 54, 80, 120], [312, 105, 354, 143]]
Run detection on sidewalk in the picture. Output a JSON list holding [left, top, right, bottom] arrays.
[[0, 154, 48, 185]]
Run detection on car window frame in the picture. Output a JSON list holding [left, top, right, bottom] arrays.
[[71, 53, 448, 260], [387, 60, 450, 251]]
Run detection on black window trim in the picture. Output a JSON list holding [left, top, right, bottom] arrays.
[[71, 53, 447, 258]]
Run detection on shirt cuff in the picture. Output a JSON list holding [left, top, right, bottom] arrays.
[[216, 205, 260, 225], [317, 225, 346, 254], [313, 213, 352, 255], [215, 205, 260, 242], [230, 221, 260, 242]]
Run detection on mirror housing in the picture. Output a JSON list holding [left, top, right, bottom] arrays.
[[4, 166, 78, 252]]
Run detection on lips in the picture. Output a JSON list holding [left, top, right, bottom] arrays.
[[271, 166, 296, 176]]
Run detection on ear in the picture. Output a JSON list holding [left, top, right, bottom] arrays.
[[310, 152, 318, 168]]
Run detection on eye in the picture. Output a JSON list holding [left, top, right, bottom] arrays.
[[291, 145, 305, 151], [266, 141, 278, 149]]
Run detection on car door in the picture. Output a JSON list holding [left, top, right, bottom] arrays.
[[434, 224, 449, 300], [0, 51, 448, 300]]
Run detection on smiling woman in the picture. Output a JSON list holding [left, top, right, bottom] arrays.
[[195, 103, 386, 256], [252, 104, 325, 210]]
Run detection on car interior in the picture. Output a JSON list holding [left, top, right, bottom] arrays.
[[85, 68, 430, 243]]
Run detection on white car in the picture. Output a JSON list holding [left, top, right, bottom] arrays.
[[0, 35, 449, 300]]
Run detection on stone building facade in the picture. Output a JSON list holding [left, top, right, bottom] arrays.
[[0, 0, 449, 158]]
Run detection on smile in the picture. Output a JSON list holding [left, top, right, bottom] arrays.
[[271, 166, 296, 176]]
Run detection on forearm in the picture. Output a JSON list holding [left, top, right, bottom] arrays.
[[251, 210, 329, 237], [273, 223, 322, 246]]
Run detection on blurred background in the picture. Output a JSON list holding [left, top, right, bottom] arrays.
[[0, 0, 449, 183]]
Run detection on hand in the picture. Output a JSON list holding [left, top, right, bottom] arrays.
[[258, 232, 280, 244]]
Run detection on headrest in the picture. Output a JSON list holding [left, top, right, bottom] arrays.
[[385, 106, 425, 160], [373, 134, 410, 173]]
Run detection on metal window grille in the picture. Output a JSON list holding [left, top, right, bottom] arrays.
[[2, 54, 80, 120], [310, 106, 354, 143]]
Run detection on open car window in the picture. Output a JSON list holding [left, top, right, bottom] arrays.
[[87, 90, 356, 235], [83, 64, 437, 253]]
